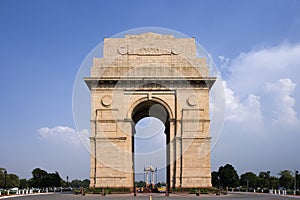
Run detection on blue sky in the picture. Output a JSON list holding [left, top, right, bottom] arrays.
[[1, 0, 300, 182]]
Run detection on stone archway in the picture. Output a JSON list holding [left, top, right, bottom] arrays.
[[131, 100, 171, 189], [85, 32, 216, 190]]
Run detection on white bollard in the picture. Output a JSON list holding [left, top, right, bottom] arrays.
[[7, 190, 10, 195], [254, 189, 256, 193], [278, 190, 281, 195], [26, 190, 28, 194], [0, 190, 2, 195], [274, 189, 277, 194], [46, 188, 48, 193], [38, 189, 40, 193]]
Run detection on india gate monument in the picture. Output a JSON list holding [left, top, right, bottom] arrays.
[[84, 32, 216, 190]]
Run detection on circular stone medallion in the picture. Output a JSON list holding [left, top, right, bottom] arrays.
[[117, 46, 127, 55], [187, 95, 197, 106], [101, 95, 112, 106]]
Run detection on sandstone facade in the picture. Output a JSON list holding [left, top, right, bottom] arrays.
[[85, 32, 215, 190]]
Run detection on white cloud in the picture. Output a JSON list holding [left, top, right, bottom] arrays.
[[213, 43, 300, 173], [227, 43, 300, 96], [38, 126, 89, 147], [218, 55, 231, 70], [222, 42, 300, 129], [223, 81, 263, 123], [266, 78, 298, 125]]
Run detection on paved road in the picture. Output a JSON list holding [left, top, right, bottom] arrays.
[[2, 192, 300, 200]]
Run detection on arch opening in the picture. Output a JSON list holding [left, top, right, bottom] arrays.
[[131, 100, 170, 189]]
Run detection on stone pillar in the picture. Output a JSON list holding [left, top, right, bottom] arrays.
[[151, 171, 155, 185], [146, 171, 149, 185], [169, 120, 176, 189]]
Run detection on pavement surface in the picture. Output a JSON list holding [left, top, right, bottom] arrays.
[[1, 192, 300, 200]]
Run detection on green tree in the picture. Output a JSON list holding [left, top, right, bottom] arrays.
[[19, 179, 29, 189], [32, 168, 47, 179], [240, 172, 258, 189], [297, 171, 300, 190], [211, 171, 219, 187], [269, 176, 279, 189], [279, 170, 293, 189], [218, 164, 239, 188], [82, 179, 90, 188], [29, 168, 48, 188], [0, 168, 5, 187], [258, 171, 270, 189], [70, 179, 89, 188], [135, 180, 146, 187], [29, 168, 61, 188], [61, 179, 68, 188], [71, 179, 82, 188], [42, 172, 61, 187], [6, 174, 19, 188], [0, 169, 19, 188]]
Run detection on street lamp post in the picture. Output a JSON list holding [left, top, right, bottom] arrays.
[[155, 167, 157, 186], [4, 170, 7, 189], [246, 179, 249, 192], [295, 170, 299, 195], [217, 175, 221, 195], [66, 176, 69, 188]]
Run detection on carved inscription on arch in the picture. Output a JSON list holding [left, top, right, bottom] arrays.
[[117, 45, 179, 55]]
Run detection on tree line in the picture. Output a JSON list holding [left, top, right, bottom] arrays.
[[0, 168, 89, 189], [212, 164, 299, 190], [2, 165, 299, 190]]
